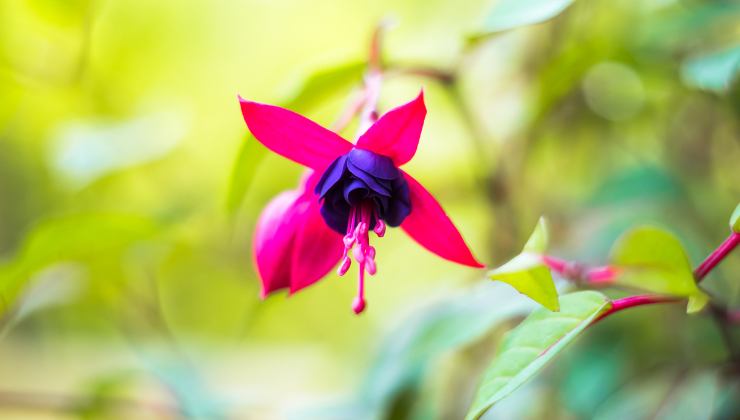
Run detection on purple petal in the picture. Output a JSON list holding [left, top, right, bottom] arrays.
[[347, 148, 399, 180], [384, 178, 411, 226], [346, 161, 392, 197], [315, 155, 347, 198], [343, 179, 370, 205]]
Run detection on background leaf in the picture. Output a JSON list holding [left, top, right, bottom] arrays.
[[480, 0, 574, 35], [355, 283, 534, 417], [682, 45, 740, 93], [465, 291, 611, 420], [0, 214, 157, 305]]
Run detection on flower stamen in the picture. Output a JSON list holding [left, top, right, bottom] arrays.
[[338, 201, 381, 314]]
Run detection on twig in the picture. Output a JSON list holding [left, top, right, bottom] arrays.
[[694, 232, 740, 283]]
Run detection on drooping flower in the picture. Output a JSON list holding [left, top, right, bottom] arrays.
[[240, 91, 483, 314]]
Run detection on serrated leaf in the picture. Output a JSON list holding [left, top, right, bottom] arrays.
[[730, 202, 740, 233], [465, 291, 611, 420], [682, 45, 740, 93], [480, 0, 575, 35], [227, 61, 365, 215], [488, 217, 558, 311], [609, 227, 702, 297]]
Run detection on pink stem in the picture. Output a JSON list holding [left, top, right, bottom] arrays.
[[356, 71, 382, 137], [594, 295, 680, 323], [541, 256, 618, 285], [693, 232, 740, 283], [331, 91, 367, 133]]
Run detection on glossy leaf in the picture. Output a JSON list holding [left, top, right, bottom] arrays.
[[481, 0, 574, 34], [488, 217, 559, 311], [227, 61, 365, 215], [731, 202, 740, 233], [609, 226, 708, 313], [682, 45, 740, 93], [466, 291, 611, 420]]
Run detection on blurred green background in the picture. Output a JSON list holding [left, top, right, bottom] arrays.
[[0, 0, 739, 418]]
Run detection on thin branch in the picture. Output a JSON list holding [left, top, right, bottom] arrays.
[[541, 255, 618, 286], [694, 232, 740, 283]]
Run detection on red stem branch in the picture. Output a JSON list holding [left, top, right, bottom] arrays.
[[694, 232, 740, 282]]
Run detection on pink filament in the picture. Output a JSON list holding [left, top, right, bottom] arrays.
[[338, 202, 384, 314]]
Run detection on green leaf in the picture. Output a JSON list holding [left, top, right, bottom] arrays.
[[488, 217, 558, 311], [226, 61, 365, 215], [359, 283, 534, 416], [609, 226, 708, 312], [687, 293, 709, 315], [281, 61, 366, 111], [682, 45, 740, 93], [523, 216, 548, 253], [225, 136, 268, 215], [0, 263, 85, 339], [594, 370, 720, 420], [730, 202, 740, 233], [481, 0, 575, 34], [0, 214, 157, 305], [489, 254, 559, 311], [465, 291, 611, 420]]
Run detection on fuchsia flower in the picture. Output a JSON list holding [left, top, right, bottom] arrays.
[[239, 91, 483, 314]]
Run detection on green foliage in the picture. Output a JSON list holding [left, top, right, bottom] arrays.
[[225, 136, 269, 215], [0, 263, 84, 339], [488, 217, 559, 311], [682, 45, 740, 93], [0, 214, 157, 305], [523, 217, 548, 253], [594, 370, 721, 420], [1, 0, 738, 417], [466, 291, 611, 420], [609, 226, 708, 313], [356, 283, 533, 416], [731, 203, 740, 233], [226, 61, 365, 215], [479, 0, 574, 34]]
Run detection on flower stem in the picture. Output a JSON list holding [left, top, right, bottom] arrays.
[[694, 232, 740, 283], [595, 295, 680, 322], [541, 255, 618, 286]]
